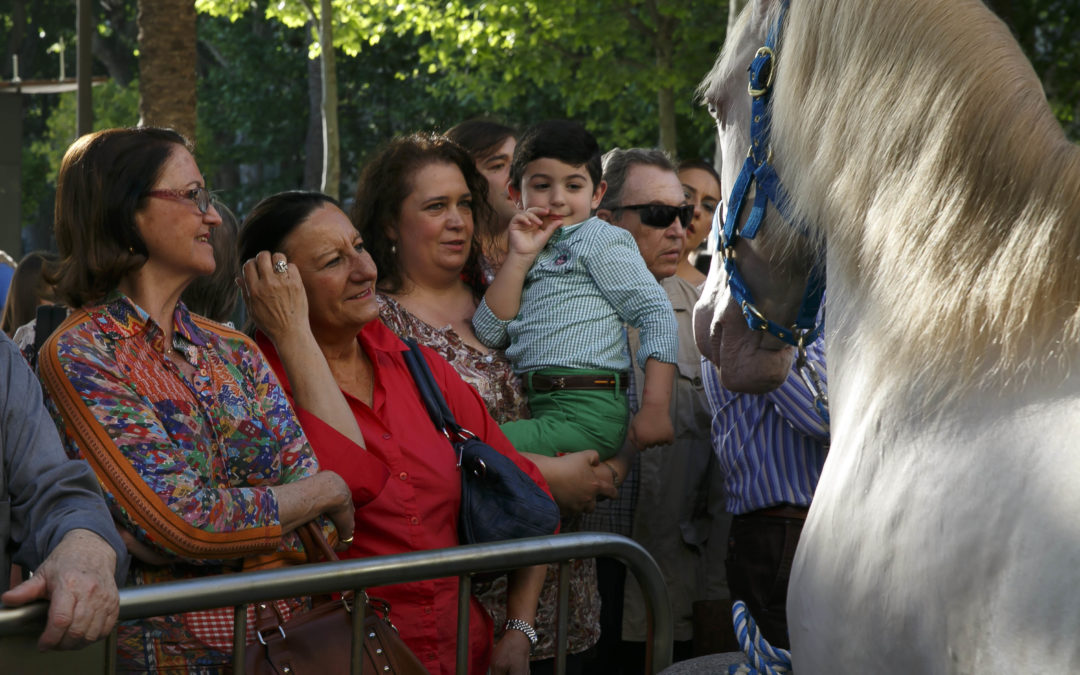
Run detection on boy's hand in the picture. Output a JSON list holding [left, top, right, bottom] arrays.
[[628, 404, 675, 450], [506, 207, 560, 260]]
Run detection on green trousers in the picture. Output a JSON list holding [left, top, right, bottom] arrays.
[[501, 367, 629, 460]]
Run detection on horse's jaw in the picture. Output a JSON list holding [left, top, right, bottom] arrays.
[[693, 270, 796, 393]]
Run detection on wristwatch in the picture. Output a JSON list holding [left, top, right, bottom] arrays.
[[504, 618, 539, 652]]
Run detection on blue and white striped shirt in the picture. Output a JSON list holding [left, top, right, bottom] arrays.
[[702, 337, 829, 514]]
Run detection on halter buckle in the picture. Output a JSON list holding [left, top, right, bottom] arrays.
[[741, 300, 768, 330], [747, 46, 776, 97]]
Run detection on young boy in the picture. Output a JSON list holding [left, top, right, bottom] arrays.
[[472, 120, 677, 459]]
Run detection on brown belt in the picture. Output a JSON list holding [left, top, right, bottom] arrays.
[[529, 372, 626, 392], [751, 504, 809, 520]]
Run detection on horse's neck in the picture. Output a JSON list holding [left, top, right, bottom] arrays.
[[825, 256, 1080, 440]]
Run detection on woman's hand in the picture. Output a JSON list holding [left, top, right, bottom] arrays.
[[526, 450, 617, 516], [490, 629, 532, 675], [273, 471, 355, 548], [239, 251, 310, 345]]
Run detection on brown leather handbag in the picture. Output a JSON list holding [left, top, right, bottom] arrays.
[[245, 523, 429, 675]]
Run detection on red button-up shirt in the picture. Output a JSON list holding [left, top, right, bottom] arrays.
[[258, 320, 552, 674]]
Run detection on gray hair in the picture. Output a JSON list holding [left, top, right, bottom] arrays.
[[599, 147, 676, 211]]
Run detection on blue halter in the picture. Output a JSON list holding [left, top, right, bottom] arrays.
[[717, 0, 825, 351]]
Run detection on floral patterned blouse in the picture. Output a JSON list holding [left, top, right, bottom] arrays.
[[377, 292, 601, 659], [378, 294, 529, 422], [39, 291, 321, 674]]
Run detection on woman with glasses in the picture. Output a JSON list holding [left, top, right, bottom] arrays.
[[37, 127, 364, 673]]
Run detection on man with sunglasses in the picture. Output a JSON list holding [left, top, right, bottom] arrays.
[[582, 148, 732, 672]]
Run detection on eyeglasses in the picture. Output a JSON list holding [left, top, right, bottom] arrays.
[[612, 203, 694, 229], [146, 187, 217, 215]]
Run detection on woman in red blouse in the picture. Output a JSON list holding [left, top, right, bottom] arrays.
[[238, 190, 550, 675]]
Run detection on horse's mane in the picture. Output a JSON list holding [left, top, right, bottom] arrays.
[[713, 0, 1080, 401]]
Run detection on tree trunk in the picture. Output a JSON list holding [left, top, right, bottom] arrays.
[[657, 85, 677, 156], [655, 12, 677, 155], [304, 22, 323, 191], [137, 0, 197, 142], [317, 0, 339, 199]]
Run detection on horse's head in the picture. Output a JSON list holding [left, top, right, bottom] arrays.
[[693, 0, 819, 394]]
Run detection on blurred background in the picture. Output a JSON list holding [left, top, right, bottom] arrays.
[[0, 0, 1076, 256]]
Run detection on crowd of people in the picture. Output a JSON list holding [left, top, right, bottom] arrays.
[[0, 116, 828, 674]]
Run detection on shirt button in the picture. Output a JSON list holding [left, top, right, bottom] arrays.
[[423, 607, 432, 615], [484, 354, 494, 363], [383, 433, 391, 440], [399, 472, 408, 481], [410, 517, 419, 525]]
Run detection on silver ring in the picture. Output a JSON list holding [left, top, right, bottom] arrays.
[[273, 259, 288, 275]]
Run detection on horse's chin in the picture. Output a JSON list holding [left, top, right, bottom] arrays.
[[702, 297, 797, 394]]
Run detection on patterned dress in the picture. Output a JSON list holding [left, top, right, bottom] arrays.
[[378, 293, 601, 660], [39, 292, 323, 673]]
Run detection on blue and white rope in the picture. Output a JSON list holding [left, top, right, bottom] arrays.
[[727, 600, 793, 675]]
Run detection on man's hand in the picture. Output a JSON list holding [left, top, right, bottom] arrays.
[[1, 529, 119, 650]]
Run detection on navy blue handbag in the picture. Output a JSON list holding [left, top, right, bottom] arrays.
[[401, 338, 561, 544]]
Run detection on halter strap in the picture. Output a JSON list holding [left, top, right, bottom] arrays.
[[717, 0, 826, 349]]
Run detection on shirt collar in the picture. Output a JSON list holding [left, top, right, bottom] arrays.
[[549, 216, 591, 244], [89, 290, 210, 348]]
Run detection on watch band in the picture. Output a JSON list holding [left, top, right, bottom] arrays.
[[504, 618, 539, 651]]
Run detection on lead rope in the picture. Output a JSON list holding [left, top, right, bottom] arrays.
[[794, 339, 829, 426], [727, 600, 794, 675]]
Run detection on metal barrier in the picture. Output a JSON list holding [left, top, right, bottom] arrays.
[[0, 532, 673, 674]]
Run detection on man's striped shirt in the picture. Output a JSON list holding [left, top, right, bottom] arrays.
[[702, 337, 829, 514]]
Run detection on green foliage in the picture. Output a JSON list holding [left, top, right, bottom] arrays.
[[992, 0, 1080, 140], [194, 0, 725, 159], [20, 79, 139, 244], [7, 0, 1077, 245], [327, 0, 726, 157], [194, 8, 314, 211]]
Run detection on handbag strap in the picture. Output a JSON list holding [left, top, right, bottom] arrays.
[[400, 337, 466, 439], [297, 521, 339, 563]]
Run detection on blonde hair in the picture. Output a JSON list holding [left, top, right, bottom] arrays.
[[702, 0, 1080, 400]]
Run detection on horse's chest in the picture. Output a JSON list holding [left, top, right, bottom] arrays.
[[789, 392, 1080, 673]]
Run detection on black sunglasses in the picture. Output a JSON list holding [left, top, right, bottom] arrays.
[[613, 203, 694, 229]]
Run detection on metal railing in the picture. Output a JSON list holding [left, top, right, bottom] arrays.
[[0, 533, 672, 674]]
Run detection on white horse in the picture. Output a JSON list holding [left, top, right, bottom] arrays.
[[695, 0, 1080, 672]]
